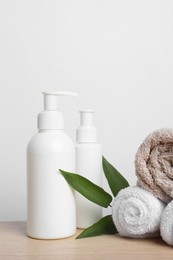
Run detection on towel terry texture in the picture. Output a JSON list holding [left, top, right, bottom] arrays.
[[160, 200, 173, 246], [135, 128, 173, 203], [112, 186, 165, 238]]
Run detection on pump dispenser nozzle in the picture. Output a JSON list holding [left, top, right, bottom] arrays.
[[43, 91, 77, 111], [77, 110, 97, 143], [38, 91, 77, 130]]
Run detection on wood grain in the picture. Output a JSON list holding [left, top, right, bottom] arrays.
[[0, 222, 172, 260]]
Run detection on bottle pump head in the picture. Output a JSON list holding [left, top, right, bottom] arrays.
[[38, 91, 77, 130], [76, 110, 97, 143]]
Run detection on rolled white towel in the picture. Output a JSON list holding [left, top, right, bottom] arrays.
[[160, 200, 173, 246], [112, 186, 166, 238]]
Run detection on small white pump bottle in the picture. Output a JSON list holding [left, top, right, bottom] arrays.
[[76, 110, 102, 229], [27, 91, 77, 239]]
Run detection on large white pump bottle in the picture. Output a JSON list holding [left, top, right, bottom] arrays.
[[27, 91, 77, 239], [76, 110, 102, 229]]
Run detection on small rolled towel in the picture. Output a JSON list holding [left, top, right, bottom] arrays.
[[135, 128, 173, 203], [160, 200, 173, 246], [112, 186, 165, 238]]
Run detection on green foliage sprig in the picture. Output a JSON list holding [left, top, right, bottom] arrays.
[[60, 156, 129, 239]]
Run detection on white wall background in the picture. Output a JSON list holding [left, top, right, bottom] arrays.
[[0, 0, 173, 220]]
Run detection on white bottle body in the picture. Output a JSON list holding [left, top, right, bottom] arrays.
[[27, 130, 76, 239], [76, 143, 102, 229]]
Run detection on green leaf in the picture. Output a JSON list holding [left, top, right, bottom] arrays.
[[60, 170, 112, 208], [76, 215, 117, 239], [102, 156, 129, 197]]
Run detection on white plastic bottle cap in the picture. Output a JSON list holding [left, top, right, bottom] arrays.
[[76, 110, 97, 143], [38, 91, 77, 130]]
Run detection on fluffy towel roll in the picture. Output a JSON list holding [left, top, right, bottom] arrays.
[[160, 200, 173, 246], [135, 128, 173, 203], [112, 186, 165, 238]]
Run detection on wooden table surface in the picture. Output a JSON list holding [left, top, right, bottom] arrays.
[[0, 222, 173, 260]]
